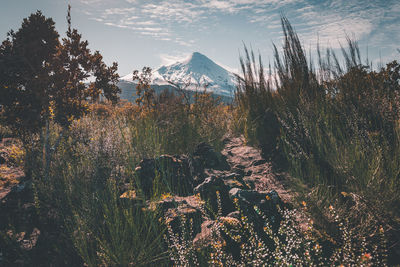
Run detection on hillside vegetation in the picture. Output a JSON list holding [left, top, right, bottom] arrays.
[[235, 17, 400, 264], [1, 10, 399, 266]]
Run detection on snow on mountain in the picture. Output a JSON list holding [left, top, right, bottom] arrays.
[[120, 52, 237, 98]]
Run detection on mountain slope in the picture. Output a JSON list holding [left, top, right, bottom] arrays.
[[120, 52, 237, 98]]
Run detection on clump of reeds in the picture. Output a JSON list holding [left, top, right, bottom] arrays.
[[234, 16, 400, 263]]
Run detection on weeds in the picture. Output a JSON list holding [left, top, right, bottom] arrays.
[[23, 89, 231, 265], [235, 16, 400, 262], [1, 12, 398, 266], [165, 193, 388, 266]]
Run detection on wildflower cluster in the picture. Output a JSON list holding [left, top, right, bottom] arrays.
[[164, 214, 199, 266], [165, 193, 388, 266], [328, 205, 388, 266]]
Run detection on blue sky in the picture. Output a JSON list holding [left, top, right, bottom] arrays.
[[1, 0, 399, 76]]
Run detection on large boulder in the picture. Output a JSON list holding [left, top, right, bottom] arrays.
[[192, 142, 230, 172], [165, 204, 203, 239], [132, 142, 230, 198], [229, 188, 283, 231], [194, 175, 234, 216], [155, 196, 205, 240]]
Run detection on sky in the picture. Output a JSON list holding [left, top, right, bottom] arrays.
[[1, 0, 399, 76]]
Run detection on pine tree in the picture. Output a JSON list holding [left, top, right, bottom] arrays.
[[0, 11, 59, 142], [50, 5, 120, 127], [0, 7, 120, 176], [0, 7, 120, 137]]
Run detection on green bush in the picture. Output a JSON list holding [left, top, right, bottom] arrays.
[[27, 89, 231, 265], [165, 193, 388, 266]]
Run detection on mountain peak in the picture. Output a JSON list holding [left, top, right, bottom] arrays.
[[188, 51, 207, 60], [183, 52, 213, 65], [154, 52, 236, 97], [120, 52, 236, 98]]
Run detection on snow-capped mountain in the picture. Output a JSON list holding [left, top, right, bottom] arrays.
[[120, 52, 237, 98]]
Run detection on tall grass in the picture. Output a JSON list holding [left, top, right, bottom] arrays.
[[235, 16, 400, 262], [27, 90, 231, 265]]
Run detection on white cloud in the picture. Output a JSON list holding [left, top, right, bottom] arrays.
[[77, 0, 104, 4], [141, 2, 205, 24], [104, 22, 129, 29], [85, 0, 303, 46], [289, 1, 395, 50], [104, 7, 135, 15], [134, 21, 157, 26], [249, 13, 279, 24], [207, 1, 232, 9], [298, 15, 373, 49], [90, 17, 104, 22], [202, 0, 248, 13], [79, 0, 400, 58]]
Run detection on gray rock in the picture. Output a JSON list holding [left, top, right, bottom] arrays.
[[245, 170, 253, 176], [229, 188, 282, 230], [252, 159, 267, 166], [165, 204, 203, 238], [193, 142, 230, 171], [194, 175, 234, 215], [233, 164, 246, 170], [232, 167, 245, 177]]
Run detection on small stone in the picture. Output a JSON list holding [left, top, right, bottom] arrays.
[[252, 159, 267, 166], [232, 168, 245, 177], [234, 164, 246, 169]]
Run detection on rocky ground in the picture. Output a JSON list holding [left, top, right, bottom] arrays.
[[124, 136, 307, 251], [0, 136, 304, 264], [222, 137, 293, 203]]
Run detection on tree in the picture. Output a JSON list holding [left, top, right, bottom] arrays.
[[0, 7, 120, 176], [0, 7, 120, 138], [132, 66, 155, 109], [50, 6, 120, 127], [0, 10, 60, 143]]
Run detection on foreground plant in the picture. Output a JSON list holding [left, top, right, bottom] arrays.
[[235, 16, 400, 262], [165, 194, 388, 266]]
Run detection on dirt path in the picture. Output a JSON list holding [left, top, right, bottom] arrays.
[[199, 136, 308, 231], [221, 136, 294, 204]]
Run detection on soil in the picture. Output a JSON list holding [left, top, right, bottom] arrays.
[[219, 136, 308, 230], [221, 136, 293, 203]]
